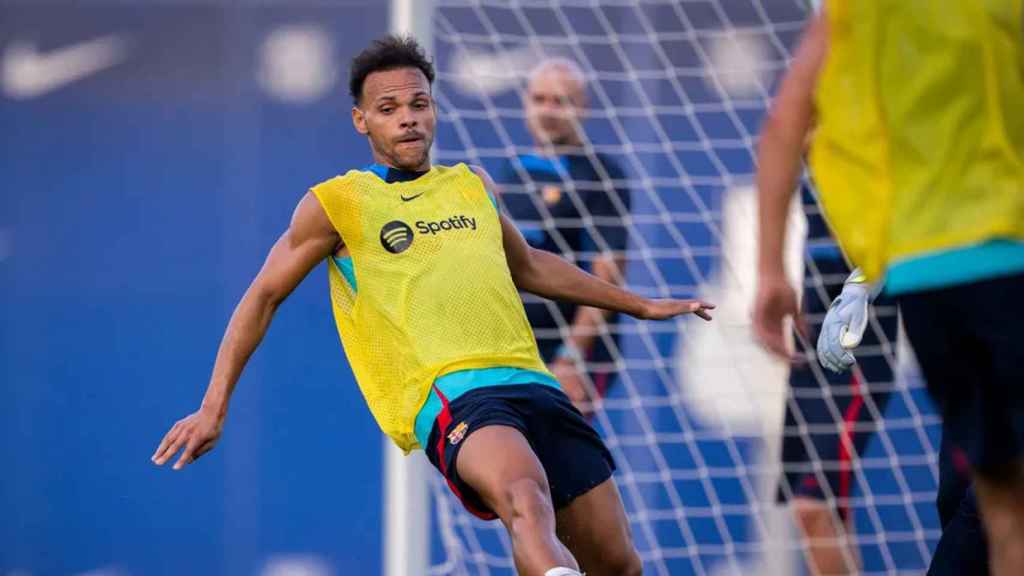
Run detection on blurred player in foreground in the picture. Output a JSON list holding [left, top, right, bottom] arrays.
[[755, 3, 1024, 575], [757, 172, 898, 575], [496, 58, 630, 416], [817, 272, 989, 576], [150, 35, 715, 576]]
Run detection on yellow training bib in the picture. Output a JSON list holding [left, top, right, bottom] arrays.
[[311, 164, 551, 452], [811, 0, 1024, 281]]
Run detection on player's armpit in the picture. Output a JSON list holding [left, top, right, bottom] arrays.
[[253, 191, 341, 305], [467, 164, 538, 282], [498, 211, 538, 283]]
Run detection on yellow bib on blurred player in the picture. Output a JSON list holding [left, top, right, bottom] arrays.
[[811, 0, 1024, 281], [312, 164, 550, 452]]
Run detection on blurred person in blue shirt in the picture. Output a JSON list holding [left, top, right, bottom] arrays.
[[495, 59, 631, 416]]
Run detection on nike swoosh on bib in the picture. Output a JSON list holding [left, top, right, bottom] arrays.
[[400, 192, 424, 202]]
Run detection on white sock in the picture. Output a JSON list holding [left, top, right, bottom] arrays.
[[544, 568, 583, 576]]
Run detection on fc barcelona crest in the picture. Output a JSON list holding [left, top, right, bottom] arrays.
[[448, 421, 469, 445], [542, 184, 562, 205]]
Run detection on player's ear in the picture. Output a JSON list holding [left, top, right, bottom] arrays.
[[575, 101, 588, 120], [574, 89, 589, 119], [352, 105, 368, 135]]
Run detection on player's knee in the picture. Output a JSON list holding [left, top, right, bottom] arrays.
[[502, 477, 554, 527]]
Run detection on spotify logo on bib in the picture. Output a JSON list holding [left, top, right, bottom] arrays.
[[380, 220, 414, 254]]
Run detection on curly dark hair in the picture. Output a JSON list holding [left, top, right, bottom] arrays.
[[349, 35, 435, 104]]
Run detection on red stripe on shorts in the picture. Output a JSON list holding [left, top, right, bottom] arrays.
[[432, 383, 497, 520], [837, 371, 865, 520]]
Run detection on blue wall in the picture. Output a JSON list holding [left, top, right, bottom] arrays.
[[1, 3, 388, 574]]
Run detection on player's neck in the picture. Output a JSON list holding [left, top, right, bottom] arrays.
[[366, 162, 431, 183], [369, 150, 431, 173], [533, 140, 583, 157]]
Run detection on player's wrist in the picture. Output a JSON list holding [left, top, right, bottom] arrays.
[[756, 250, 787, 279], [200, 392, 230, 419], [845, 267, 868, 285], [757, 268, 790, 291], [843, 267, 883, 301]]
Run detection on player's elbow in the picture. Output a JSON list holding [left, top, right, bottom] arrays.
[[508, 265, 536, 294], [249, 276, 288, 312], [510, 247, 547, 293]]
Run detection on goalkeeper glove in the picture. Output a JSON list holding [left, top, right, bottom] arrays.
[[816, 268, 881, 373]]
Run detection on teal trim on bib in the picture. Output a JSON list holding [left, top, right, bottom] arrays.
[[414, 367, 561, 449], [885, 240, 1024, 295], [331, 255, 357, 292]]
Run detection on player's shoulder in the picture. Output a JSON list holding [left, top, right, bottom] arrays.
[[515, 153, 562, 178], [309, 168, 387, 199], [419, 162, 491, 188], [454, 163, 494, 185], [586, 152, 626, 180], [310, 169, 361, 191], [449, 163, 500, 207], [432, 162, 475, 178]]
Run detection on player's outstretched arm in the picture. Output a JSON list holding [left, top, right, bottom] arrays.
[[472, 164, 713, 322], [152, 192, 340, 471], [499, 213, 712, 321], [752, 10, 826, 361]]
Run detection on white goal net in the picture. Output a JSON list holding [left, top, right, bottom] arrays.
[[420, 1, 944, 574]]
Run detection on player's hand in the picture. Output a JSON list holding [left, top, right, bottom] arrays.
[[551, 357, 591, 414], [816, 277, 873, 373], [638, 299, 715, 321], [753, 275, 806, 362], [151, 406, 224, 471]]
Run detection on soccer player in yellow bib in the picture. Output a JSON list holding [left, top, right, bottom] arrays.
[[150, 36, 714, 576], [753, 3, 1024, 575]]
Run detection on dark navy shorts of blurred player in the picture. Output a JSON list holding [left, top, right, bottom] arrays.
[[423, 383, 616, 519], [907, 273, 1024, 576], [777, 256, 899, 519], [898, 272, 1024, 477]]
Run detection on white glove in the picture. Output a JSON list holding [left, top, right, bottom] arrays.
[[816, 269, 878, 373]]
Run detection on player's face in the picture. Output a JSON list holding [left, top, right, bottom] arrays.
[[525, 69, 585, 147], [353, 67, 436, 171]]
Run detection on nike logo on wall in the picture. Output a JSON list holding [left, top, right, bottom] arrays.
[[2, 35, 130, 100], [400, 192, 424, 202]]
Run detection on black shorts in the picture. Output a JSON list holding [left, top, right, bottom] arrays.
[[424, 383, 616, 520], [777, 257, 899, 517], [898, 272, 1024, 476]]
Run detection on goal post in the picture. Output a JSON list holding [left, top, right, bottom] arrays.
[[384, 4, 434, 576]]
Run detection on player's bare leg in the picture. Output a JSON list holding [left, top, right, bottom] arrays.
[[555, 477, 642, 576], [974, 460, 1024, 576], [456, 425, 579, 575], [792, 497, 859, 575]]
